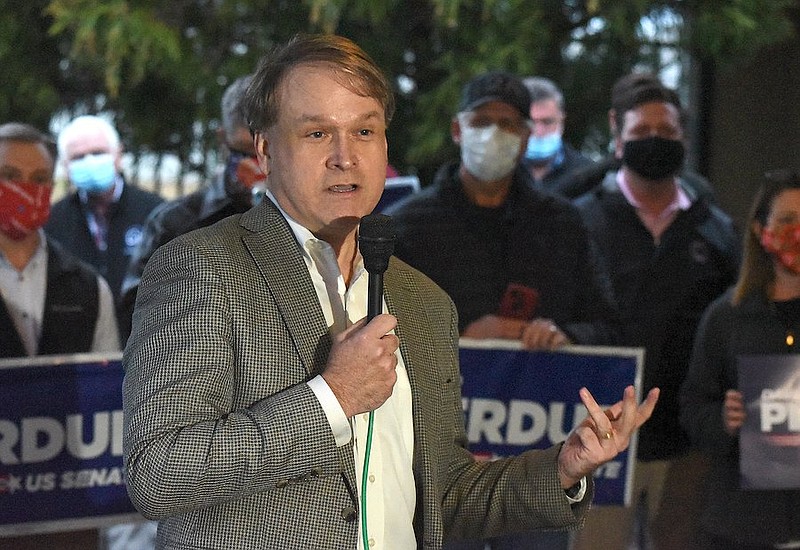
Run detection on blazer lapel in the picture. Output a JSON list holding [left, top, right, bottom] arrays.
[[239, 201, 332, 377], [240, 202, 360, 501], [384, 259, 443, 491]]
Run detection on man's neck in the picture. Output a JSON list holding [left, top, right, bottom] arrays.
[[336, 236, 360, 287], [620, 165, 678, 214], [459, 165, 511, 208], [0, 231, 41, 272], [528, 160, 553, 182], [315, 227, 360, 287], [87, 186, 116, 205]]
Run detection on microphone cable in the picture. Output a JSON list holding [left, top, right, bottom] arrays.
[[357, 213, 395, 550]]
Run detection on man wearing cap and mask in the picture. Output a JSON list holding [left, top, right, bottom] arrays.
[[387, 71, 618, 353], [118, 75, 265, 342], [45, 115, 163, 314], [572, 72, 740, 550], [386, 71, 620, 550]]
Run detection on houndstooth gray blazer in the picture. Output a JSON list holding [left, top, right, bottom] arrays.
[[122, 199, 589, 549]]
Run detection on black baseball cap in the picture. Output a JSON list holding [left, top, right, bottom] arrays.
[[458, 71, 531, 119]]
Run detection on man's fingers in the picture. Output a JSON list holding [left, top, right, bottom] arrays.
[[521, 320, 568, 351], [636, 387, 660, 426], [579, 386, 614, 437], [580, 385, 660, 439], [338, 314, 397, 343], [362, 313, 397, 337]]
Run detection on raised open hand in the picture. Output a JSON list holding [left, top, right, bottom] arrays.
[[557, 385, 660, 489]]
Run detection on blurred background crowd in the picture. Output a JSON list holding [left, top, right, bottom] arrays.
[[4, 2, 800, 550]]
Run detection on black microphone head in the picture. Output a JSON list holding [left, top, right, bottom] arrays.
[[358, 213, 396, 275]]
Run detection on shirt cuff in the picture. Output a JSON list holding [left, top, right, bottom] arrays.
[[307, 375, 351, 447], [564, 476, 588, 504]]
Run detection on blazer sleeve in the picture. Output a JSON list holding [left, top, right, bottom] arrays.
[[441, 307, 591, 539], [398, 265, 590, 542]]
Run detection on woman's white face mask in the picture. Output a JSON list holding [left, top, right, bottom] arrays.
[[457, 113, 523, 182]]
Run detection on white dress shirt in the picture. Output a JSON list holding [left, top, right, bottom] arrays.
[[267, 193, 416, 550], [0, 230, 120, 356]]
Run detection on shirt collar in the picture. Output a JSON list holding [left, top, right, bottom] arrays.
[[616, 170, 691, 218], [263, 189, 365, 275]]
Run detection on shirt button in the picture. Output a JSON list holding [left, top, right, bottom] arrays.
[[362, 414, 369, 422], [368, 474, 375, 483], [368, 538, 375, 547]]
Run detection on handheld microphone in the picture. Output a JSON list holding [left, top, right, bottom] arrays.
[[358, 213, 396, 322], [356, 213, 396, 549]]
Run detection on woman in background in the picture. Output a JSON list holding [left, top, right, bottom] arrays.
[[680, 169, 800, 549]]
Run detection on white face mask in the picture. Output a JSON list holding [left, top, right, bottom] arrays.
[[458, 117, 522, 182]]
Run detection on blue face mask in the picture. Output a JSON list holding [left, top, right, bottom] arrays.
[[524, 132, 562, 162], [68, 153, 117, 193]]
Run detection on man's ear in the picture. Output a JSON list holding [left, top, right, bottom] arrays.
[[254, 132, 270, 176], [450, 117, 461, 145], [113, 146, 125, 172], [609, 108, 623, 159], [608, 108, 617, 135]]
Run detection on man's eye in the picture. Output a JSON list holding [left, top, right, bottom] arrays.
[[308, 131, 325, 139], [359, 129, 373, 137], [469, 118, 491, 128]]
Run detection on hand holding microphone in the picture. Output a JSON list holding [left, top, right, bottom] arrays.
[[322, 214, 398, 418]]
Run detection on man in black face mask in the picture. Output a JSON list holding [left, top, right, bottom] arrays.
[[572, 73, 741, 550], [118, 75, 265, 342]]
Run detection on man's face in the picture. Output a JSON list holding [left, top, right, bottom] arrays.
[[62, 127, 121, 172], [254, 63, 388, 242], [452, 101, 530, 183], [0, 141, 54, 187], [224, 124, 265, 201], [615, 100, 683, 159], [453, 101, 530, 150], [529, 98, 564, 138], [0, 140, 55, 242]]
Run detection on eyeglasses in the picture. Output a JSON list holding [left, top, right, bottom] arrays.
[[457, 112, 531, 134], [530, 116, 563, 128]]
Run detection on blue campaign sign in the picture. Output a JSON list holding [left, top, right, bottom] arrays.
[[0, 345, 641, 535], [0, 353, 141, 536], [458, 340, 643, 506]]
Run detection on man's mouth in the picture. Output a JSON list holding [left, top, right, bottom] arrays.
[[330, 184, 357, 192]]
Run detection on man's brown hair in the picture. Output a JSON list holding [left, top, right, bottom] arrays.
[[244, 34, 395, 134]]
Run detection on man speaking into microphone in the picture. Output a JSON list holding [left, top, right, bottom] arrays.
[[122, 34, 659, 550]]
